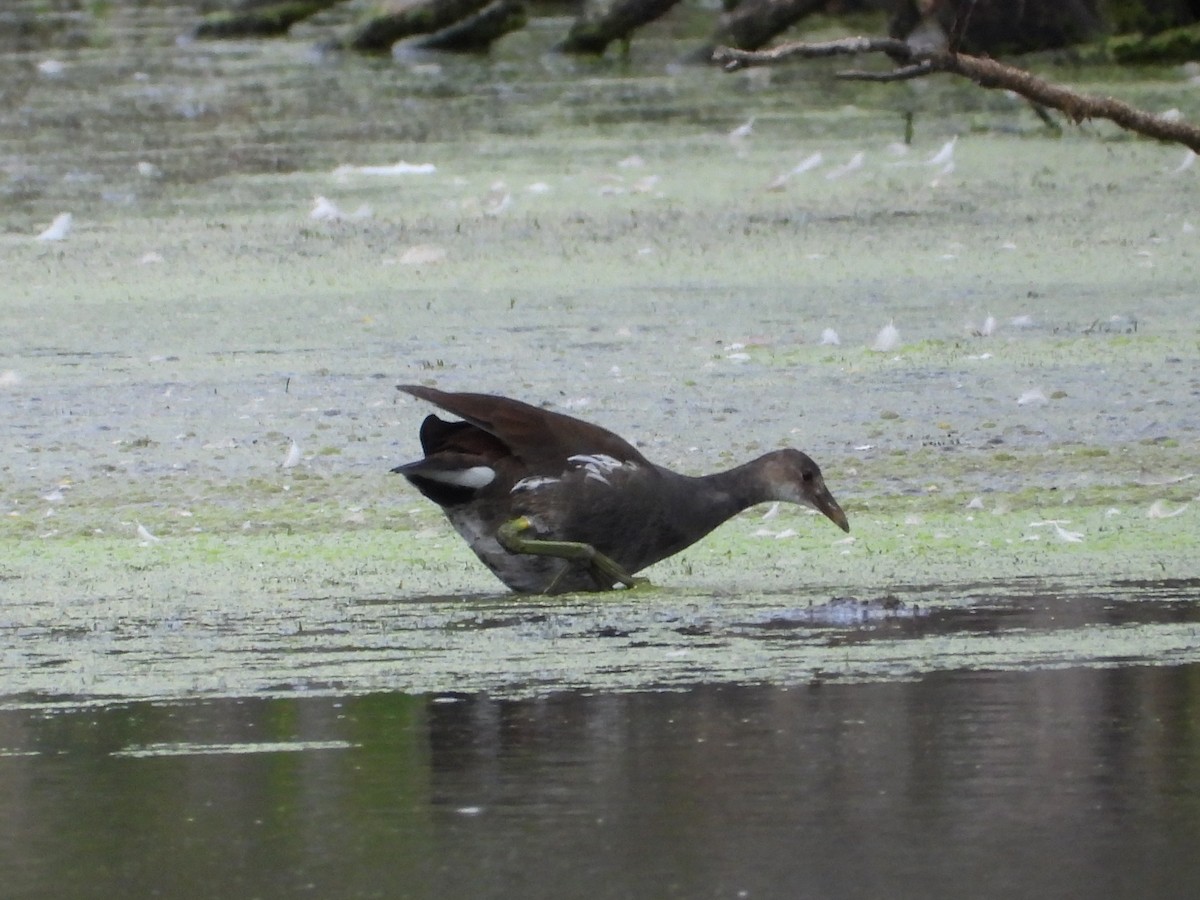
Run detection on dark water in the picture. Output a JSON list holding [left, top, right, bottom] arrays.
[[4, 665, 1200, 899]]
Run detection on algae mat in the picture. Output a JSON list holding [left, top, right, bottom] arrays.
[[1, 7, 1199, 704]]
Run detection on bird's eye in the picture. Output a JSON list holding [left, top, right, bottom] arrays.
[[802, 470, 814, 483]]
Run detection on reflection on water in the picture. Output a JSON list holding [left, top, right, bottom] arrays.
[[3, 666, 1200, 899]]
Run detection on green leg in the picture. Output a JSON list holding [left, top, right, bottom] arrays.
[[497, 516, 645, 591]]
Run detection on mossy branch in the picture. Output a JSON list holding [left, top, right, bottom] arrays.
[[712, 36, 1200, 154]]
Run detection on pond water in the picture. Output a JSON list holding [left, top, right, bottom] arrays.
[[2, 1, 1200, 895], [4, 665, 1200, 899]]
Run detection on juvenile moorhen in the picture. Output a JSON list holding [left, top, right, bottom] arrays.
[[392, 385, 849, 594]]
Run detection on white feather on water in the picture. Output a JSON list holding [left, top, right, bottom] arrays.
[[310, 196, 372, 222], [1135, 473, 1195, 487], [791, 151, 823, 175], [768, 151, 825, 189], [1053, 523, 1084, 543], [753, 527, 796, 539], [310, 196, 341, 221], [1029, 520, 1084, 543], [332, 161, 435, 180], [871, 322, 900, 352], [966, 314, 996, 337], [37, 213, 72, 241], [282, 441, 302, 468], [826, 151, 865, 180], [1147, 499, 1189, 519], [482, 182, 512, 217], [925, 137, 957, 167], [397, 245, 447, 266], [136, 523, 161, 544], [728, 117, 754, 140], [631, 175, 660, 194]]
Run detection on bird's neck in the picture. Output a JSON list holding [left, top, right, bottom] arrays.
[[612, 456, 779, 573], [662, 456, 772, 536]]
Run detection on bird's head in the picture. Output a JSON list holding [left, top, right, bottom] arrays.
[[763, 449, 850, 532]]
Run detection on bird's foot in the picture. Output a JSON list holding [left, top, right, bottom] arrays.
[[587, 551, 645, 592]]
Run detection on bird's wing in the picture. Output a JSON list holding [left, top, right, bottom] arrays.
[[398, 384, 650, 471]]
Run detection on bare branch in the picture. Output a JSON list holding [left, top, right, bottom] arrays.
[[838, 62, 933, 83], [713, 36, 911, 70], [712, 36, 1200, 154]]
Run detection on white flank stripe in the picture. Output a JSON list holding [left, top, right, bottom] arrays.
[[568, 454, 625, 472], [511, 476, 560, 494], [568, 453, 632, 487], [424, 466, 495, 488]]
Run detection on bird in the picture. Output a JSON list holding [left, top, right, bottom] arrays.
[[392, 385, 850, 595]]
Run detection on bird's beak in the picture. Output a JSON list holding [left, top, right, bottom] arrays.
[[813, 481, 850, 532]]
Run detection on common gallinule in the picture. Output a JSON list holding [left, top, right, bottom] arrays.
[[393, 385, 850, 594]]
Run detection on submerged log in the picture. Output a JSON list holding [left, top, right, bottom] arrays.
[[414, 0, 527, 52], [338, 0, 493, 52], [194, 0, 342, 39], [557, 0, 683, 55], [888, 0, 1104, 56], [705, 0, 826, 52]]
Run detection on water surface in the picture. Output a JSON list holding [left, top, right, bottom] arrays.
[[4, 666, 1200, 899]]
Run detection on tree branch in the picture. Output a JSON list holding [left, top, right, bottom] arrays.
[[839, 62, 934, 82], [712, 37, 1200, 154]]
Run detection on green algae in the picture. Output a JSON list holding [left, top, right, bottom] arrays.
[[3, 488, 1196, 706]]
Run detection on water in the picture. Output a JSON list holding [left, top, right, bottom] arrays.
[[3, 584, 1200, 897], [3, 3, 1200, 895], [3, 667, 1200, 899]]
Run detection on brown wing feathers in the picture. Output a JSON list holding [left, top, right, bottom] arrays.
[[398, 384, 648, 469], [418, 414, 508, 463]]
